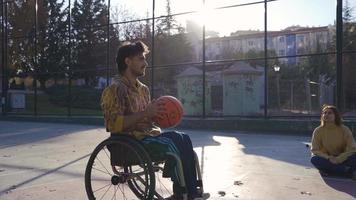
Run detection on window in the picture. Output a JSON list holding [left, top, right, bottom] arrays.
[[279, 49, 285, 56], [279, 36, 285, 43], [297, 35, 304, 42]]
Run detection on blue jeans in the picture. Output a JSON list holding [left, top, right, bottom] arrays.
[[311, 153, 356, 175]]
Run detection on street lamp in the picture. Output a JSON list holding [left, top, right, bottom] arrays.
[[273, 65, 281, 110], [273, 65, 280, 72]]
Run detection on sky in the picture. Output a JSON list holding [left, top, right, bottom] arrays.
[[108, 0, 355, 36]]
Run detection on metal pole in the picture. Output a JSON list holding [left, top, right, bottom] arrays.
[[276, 73, 280, 109], [34, 0, 38, 116], [3, 0, 7, 115], [264, 0, 268, 117], [305, 77, 312, 114], [151, 0, 155, 98], [290, 80, 294, 110], [202, 0, 206, 118], [336, 0, 343, 109], [1, 0, 5, 115], [67, 0, 72, 116], [106, 0, 110, 86]]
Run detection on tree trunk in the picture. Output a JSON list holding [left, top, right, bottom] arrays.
[[39, 79, 46, 91]]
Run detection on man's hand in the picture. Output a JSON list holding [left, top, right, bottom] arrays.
[[144, 100, 166, 119], [135, 122, 153, 131], [149, 129, 161, 136], [122, 100, 165, 131], [328, 156, 339, 164]]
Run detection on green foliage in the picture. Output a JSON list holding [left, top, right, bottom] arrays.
[[8, 1, 37, 75], [155, 0, 183, 35], [22, 94, 102, 115], [71, 0, 110, 86], [338, 0, 356, 108], [45, 85, 102, 110], [8, 0, 68, 89], [305, 40, 335, 81], [343, 37, 356, 106]]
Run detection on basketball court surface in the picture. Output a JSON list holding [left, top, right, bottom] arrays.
[[0, 121, 355, 200]]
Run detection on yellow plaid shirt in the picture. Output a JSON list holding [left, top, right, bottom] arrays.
[[101, 75, 161, 139]]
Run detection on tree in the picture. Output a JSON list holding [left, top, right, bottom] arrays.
[[37, 0, 67, 89], [149, 0, 194, 96], [305, 40, 334, 82], [102, 0, 195, 93], [8, 0, 67, 90], [238, 49, 278, 67], [71, 0, 108, 86], [8, 0, 38, 85], [155, 0, 183, 36], [342, 0, 356, 109], [110, 5, 150, 41]]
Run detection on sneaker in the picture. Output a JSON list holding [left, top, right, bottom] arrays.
[[164, 195, 182, 200], [192, 193, 210, 200]]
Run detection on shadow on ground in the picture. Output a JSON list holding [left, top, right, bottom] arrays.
[[1, 121, 355, 199], [0, 154, 91, 195], [322, 176, 356, 198], [0, 121, 100, 149], [185, 130, 312, 167]]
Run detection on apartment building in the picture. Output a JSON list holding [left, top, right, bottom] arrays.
[[201, 26, 334, 65]]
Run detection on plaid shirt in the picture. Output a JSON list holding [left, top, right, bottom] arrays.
[[101, 75, 161, 139]]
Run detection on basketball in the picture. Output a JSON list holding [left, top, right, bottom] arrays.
[[152, 95, 184, 128]]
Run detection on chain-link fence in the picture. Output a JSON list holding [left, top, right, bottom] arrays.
[[1, 0, 356, 118]]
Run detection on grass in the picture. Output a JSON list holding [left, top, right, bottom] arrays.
[[8, 93, 102, 116]]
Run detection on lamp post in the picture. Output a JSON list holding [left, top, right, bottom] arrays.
[[273, 65, 281, 110], [290, 80, 294, 110]]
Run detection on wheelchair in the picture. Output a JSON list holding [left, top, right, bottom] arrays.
[[85, 134, 204, 200]]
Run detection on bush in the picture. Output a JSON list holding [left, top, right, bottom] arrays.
[[45, 85, 102, 110]]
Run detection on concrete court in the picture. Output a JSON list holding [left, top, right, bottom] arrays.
[[0, 121, 355, 200]]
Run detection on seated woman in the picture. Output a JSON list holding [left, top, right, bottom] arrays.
[[310, 104, 356, 179]]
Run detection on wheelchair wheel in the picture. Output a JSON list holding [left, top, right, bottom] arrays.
[[152, 162, 174, 199], [85, 137, 155, 200], [127, 161, 174, 200]]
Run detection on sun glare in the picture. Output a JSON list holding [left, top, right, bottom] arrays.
[[194, 5, 215, 27]]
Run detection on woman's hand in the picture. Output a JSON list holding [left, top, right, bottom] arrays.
[[328, 156, 339, 164]]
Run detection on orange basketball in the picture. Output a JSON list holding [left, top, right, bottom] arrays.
[[152, 95, 184, 128]]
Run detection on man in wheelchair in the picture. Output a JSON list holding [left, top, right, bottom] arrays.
[[100, 41, 209, 200]]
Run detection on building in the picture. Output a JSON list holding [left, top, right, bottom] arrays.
[[176, 61, 264, 116], [198, 26, 334, 65]]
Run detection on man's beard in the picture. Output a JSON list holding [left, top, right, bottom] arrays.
[[134, 68, 145, 77]]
